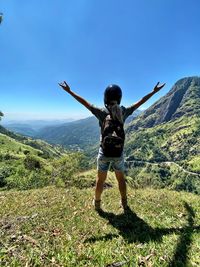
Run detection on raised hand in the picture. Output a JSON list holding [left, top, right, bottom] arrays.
[[58, 81, 71, 93], [153, 82, 166, 93]]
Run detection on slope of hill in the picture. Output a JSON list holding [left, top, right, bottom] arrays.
[[1, 177, 200, 266], [35, 110, 141, 150], [127, 76, 200, 130], [0, 125, 86, 190], [0, 125, 63, 158], [36, 116, 100, 150], [126, 115, 200, 168], [124, 77, 200, 192]]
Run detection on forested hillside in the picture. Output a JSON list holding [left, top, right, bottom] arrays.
[[0, 123, 88, 190], [36, 116, 100, 150], [124, 77, 200, 193]]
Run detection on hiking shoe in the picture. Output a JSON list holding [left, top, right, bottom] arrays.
[[93, 199, 101, 211]]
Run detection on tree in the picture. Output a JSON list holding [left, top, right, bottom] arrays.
[[0, 13, 3, 24], [0, 111, 4, 121]]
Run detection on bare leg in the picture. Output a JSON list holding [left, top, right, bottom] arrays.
[[115, 170, 128, 209], [95, 170, 107, 201], [115, 170, 127, 199]]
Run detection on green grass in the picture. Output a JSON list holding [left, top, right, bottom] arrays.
[[0, 132, 63, 159], [126, 115, 200, 167], [124, 115, 200, 193], [0, 132, 87, 190], [1, 171, 200, 266]]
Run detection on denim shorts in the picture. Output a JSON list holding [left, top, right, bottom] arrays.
[[97, 147, 125, 172]]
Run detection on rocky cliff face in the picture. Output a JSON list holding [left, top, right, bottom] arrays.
[[127, 76, 200, 131]]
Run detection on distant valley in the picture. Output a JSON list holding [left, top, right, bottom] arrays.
[[2, 111, 142, 150]]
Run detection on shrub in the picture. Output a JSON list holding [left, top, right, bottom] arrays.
[[23, 149, 30, 155], [0, 166, 12, 187], [6, 165, 28, 189], [24, 155, 41, 170], [6, 165, 51, 190], [173, 176, 198, 194], [27, 171, 50, 189], [52, 152, 86, 186]]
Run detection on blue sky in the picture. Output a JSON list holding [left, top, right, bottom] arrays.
[[1, 0, 200, 121]]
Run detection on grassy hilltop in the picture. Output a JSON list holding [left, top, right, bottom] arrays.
[[1, 172, 200, 266]]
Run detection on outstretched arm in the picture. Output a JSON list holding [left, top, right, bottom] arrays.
[[128, 82, 165, 111], [58, 81, 92, 110]]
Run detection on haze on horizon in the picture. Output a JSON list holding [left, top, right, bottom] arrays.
[[1, 0, 200, 121]]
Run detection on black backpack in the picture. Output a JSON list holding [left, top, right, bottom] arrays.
[[101, 114, 125, 157]]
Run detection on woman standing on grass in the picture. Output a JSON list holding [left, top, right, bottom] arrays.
[[59, 81, 165, 211]]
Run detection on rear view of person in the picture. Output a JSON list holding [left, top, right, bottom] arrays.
[[59, 81, 165, 211]]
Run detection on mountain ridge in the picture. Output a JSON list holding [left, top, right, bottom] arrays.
[[124, 76, 200, 191], [34, 111, 141, 149], [127, 76, 200, 131]]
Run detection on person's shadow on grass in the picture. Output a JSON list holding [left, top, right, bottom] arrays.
[[85, 202, 200, 266]]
